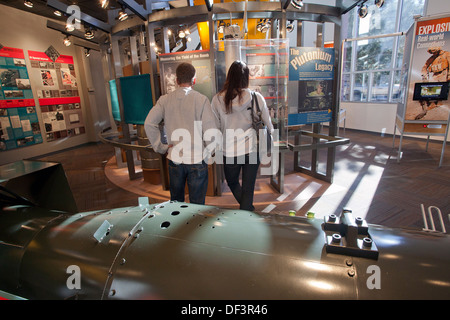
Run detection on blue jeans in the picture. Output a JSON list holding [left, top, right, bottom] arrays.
[[168, 160, 208, 205], [223, 153, 260, 211]]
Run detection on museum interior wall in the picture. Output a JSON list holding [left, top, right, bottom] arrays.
[[0, 4, 110, 165]]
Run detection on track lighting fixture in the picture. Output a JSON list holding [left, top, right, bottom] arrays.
[[63, 35, 71, 47], [65, 23, 75, 32], [261, 20, 271, 33], [218, 21, 226, 34], [358, 4, 368, 18], [84, 27, 94, 40], [205, 0, 213, 11], [179, 30, 185, 38], [286, 20, 294, 33], [256, 19, 263, 32], [118, 7, 128, 21], [24, 0, 33, 8], [291, 0, 303, 10], [100, 0, 109, 9], [84, 48, 91, 58], [257, 19, 271, 33], [375, 0, 385, 8], [54, 10, 62, 16]]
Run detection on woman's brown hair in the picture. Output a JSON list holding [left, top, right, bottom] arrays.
[[219, 60, 250, 114]]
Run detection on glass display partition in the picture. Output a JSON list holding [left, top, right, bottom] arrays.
[[214, 39, 290, 147]]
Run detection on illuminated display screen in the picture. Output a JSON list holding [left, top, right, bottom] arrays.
[[413, 82, 449, 101]]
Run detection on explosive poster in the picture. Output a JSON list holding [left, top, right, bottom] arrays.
[[0, 46, 42, 151], [288, 47, 335, 126], [158, 50, 212, 100], [405, 16, 450, 121], [28, 51, 85, 142]]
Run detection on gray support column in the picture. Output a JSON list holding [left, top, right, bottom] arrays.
[[129, 35, 141, 75]]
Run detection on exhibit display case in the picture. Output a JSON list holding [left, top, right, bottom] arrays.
[[214, 38, 289, 146]]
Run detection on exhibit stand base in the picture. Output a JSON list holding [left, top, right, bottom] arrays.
[[393, 115, 449, 167]]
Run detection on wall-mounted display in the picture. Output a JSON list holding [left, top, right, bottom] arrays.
[[0, 47, 42, 151], [288, 47, 335, 126], [39, 97, 85, 142], [28, 50, 85, 142], [159, 50, 213, 100]]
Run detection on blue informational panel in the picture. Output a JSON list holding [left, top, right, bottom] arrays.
[[288, 47, 335, 126], [0, 47, 43, 151], [288, 47, 335, 81]]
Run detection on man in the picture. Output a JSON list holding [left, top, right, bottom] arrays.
[[144, 62, 216, 204]]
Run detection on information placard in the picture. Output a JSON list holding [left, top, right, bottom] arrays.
[[0, 47, 42, 151], [288, 47, 335, 126]]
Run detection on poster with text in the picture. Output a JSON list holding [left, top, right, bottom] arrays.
[[405, 16, 450, 121], [0, 47, 42, 151], [288, 47, 335, 126], [28, 51, 85, 141], [158, 50, 213, 100]]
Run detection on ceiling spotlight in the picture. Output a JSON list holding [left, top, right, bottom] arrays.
[[260, 19, 271, 33], [167, 29, 172, 36], [218, 21, 226, 34], [118, 8, 128, 21], [291, 0, 303, 10], [286, 20, 294, 33], [100, 0, 109, 9], [256, 19, 263, 32], [24, 0, 33, 8], [187, 36, 192, 42], [84, 48, 91, 58], [54, 10, 62, 16], [179, 30, 186, 38], [85, 27, 94, 40], [205, 0, 213, 12], [66, 23, 75, 32], [375, 0, 385, 8], [63, 36, 71, 47], [358, 4, 368, 18]]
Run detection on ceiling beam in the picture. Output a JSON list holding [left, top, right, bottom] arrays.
[[118, 0, 149, 21], [46, 0, 112, 33], [46, 20, 101, 50]]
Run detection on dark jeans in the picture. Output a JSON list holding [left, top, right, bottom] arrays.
[[168, 160, 208, 205], [223, 153, 260, 211]]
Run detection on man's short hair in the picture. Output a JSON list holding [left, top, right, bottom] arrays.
[[176, 63, 196, 85]]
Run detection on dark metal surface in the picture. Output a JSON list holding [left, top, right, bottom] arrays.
[[1, 160, 449, 300], [1, 199, 449, 300]]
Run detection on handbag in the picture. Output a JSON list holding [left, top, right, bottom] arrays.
[[251, 92, 273, 154]]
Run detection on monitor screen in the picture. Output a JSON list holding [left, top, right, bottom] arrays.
[[413, 82, 449, 101]]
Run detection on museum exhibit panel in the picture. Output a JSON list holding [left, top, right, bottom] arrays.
[[394, 14, 450, 167], [0, 0, 449, 301]]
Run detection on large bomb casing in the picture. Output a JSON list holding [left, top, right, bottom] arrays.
[[1, 160, 449, 300], [1, 199, 449, 300]]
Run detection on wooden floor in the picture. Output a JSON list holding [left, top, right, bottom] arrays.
[[34, 128, 450, 232]]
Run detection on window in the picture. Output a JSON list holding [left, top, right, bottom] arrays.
[[341, 0, 425, 103]]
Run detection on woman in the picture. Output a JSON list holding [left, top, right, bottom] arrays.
[[211, 60, 273, 211]]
